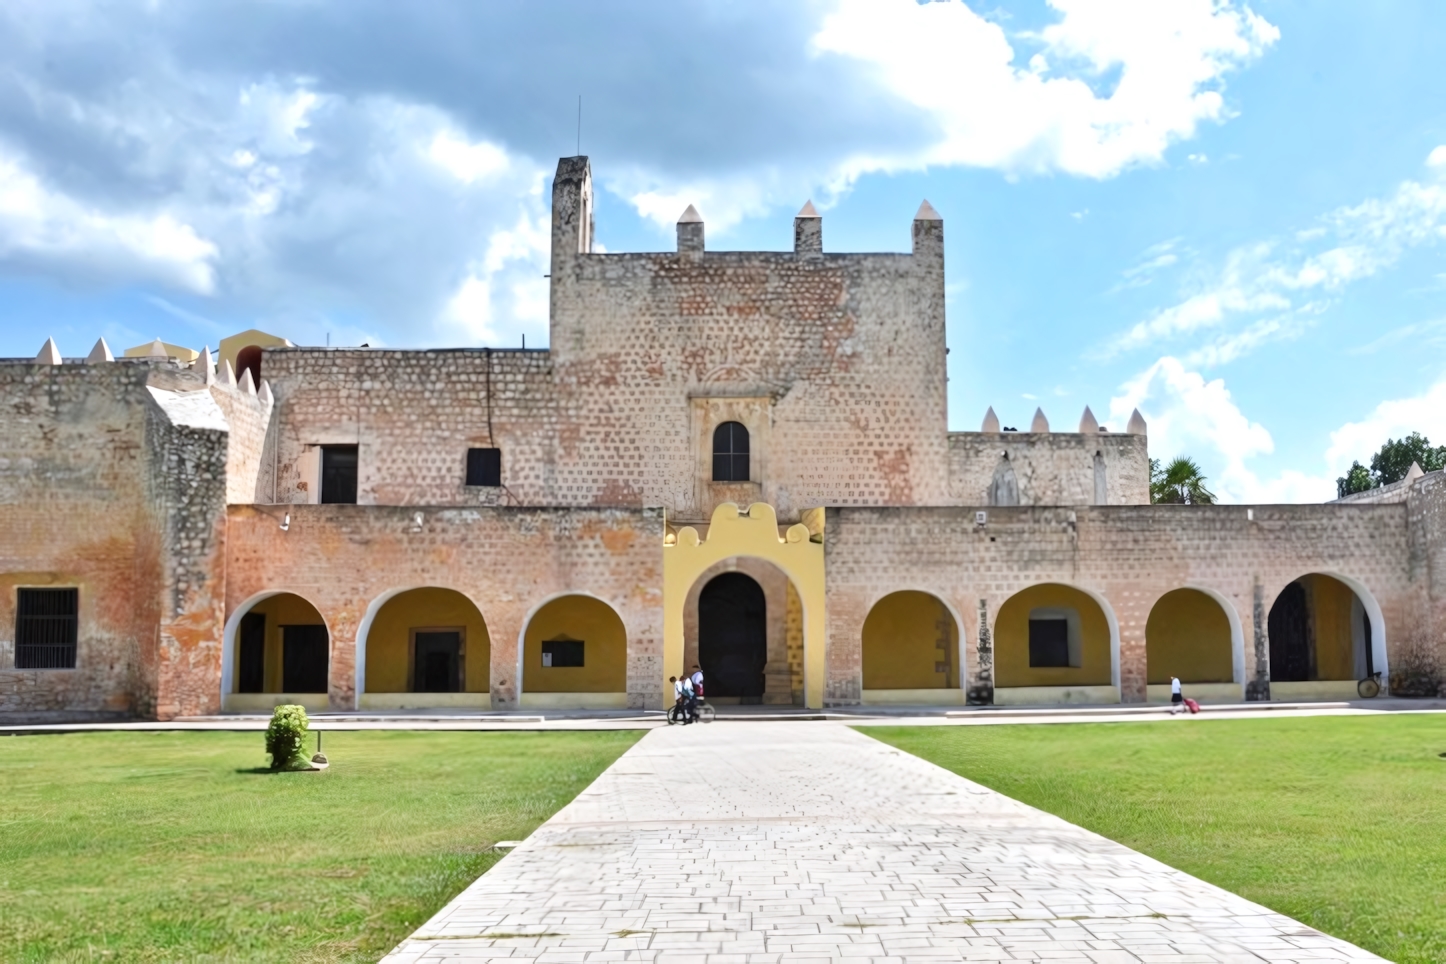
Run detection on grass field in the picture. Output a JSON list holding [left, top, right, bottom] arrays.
[[0, 729, 642, 963], [868, 715, 1446, 964]]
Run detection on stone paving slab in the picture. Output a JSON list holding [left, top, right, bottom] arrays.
[[381, 723, 1382, 963]]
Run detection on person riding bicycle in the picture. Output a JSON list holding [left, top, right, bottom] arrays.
[[690, 664, 705, 701]]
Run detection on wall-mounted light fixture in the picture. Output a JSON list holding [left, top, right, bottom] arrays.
[[280, 512, 290, 532]]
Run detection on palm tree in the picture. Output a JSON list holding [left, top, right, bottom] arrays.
[[1150, 457, 1217, 505]]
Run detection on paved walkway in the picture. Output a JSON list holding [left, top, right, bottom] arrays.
[[382, 722, 1380, 963]]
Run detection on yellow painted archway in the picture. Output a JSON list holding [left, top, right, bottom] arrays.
[[663, 503, 826, 708]]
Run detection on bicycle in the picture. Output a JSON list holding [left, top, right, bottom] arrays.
[[1357, 671, 1383, 699], [666, 700, 715, 724]]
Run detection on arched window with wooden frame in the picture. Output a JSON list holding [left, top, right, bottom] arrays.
[[712, 421, 750, 482]]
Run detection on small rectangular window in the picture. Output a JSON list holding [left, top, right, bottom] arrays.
[[16, 588, 78, 669], [541, 638, 584, 668], [1028, 618, 1070, 668], [320, 445, 358, 504], [466, 447, 502, 487]]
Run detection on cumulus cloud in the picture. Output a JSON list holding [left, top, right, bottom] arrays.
[[0, 0, 1281, 344], [813, 0, 1276, 180], [1113, 146, 1446, 361], [1110, 355, 1446, 504]]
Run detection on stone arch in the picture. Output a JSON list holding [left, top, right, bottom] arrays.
[[357, 587, 490, 709], [993, 582, 1119, 704], [1267, 572, 1388, 699], [861, 590, 963, 705], [989, 455, 1019, 506], [1146, 587, 1242, 703], [517, 592, 628, 709], [220, 590, 331, 712], [683, 557, 800, 706]]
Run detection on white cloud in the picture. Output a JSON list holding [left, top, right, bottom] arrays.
[[1111, 356, 1446, 504], [0, 153, 218, 293], [429, 132, 511, 184], [1115, 148, 1446, 360], [440, 210, 550, 344], [812, 0, 1276, 180], [1109, 355, 1279, 502]]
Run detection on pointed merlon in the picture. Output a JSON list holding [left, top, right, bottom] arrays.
[[914, 200, 941, 221], [239, 367, 257, 396], [1406, 461, 1425, 484], [1126, 408, 1148, 435], [981, 406, 1000, 433], [796, 200, 820, 218], [219, 358, 237, 388], [1079, 406, 1099, 434], [86, 338, 114, 363], [145, 338, 169, 358], [258, 379, 273, 406], [35, 337, 63, 365], [197, 346, 215, 385], [677, 204, 703, 223], [1031, 407, 1049, 433]]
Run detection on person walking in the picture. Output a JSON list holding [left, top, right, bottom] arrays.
[[670, 676, 688, 724], [1169, 675, 1184, 715], [681, 672, 698, 723]]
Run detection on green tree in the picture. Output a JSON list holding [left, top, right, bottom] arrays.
[[1150, 456, 1217, 505], [1335, 432, 1446, 497], [1336, 461, 1374, 498]]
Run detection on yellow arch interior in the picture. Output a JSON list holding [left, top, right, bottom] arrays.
[[1145, 588, 1232, 684], [364, 587, 490, 693], [995, 583, 1111, 687], [861, 591, 957, 689], [524, 595, 627, 693]]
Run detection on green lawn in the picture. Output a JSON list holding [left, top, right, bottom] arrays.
[[868, 715, 1446, 964], [0, 729, 642, 963]]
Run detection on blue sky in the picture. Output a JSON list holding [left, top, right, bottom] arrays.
[[1, 0, 1444, 502]]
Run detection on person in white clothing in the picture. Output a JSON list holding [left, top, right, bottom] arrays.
[[690, 665, 705, 700], [680, 673, 697, 723], [1169, 676, 1184, 715]]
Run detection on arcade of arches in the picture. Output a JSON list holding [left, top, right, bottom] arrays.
[[228, 592, 329, 712], [861, 591, 959, 703], [361, 587, 490, 709], [521, 594, 628, 708]]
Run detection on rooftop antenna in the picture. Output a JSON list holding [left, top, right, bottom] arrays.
[[576, 95, 582, 156]]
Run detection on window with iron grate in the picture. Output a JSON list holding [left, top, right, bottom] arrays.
[[16, 588, 78, 669], [712, 422, 750, 482]]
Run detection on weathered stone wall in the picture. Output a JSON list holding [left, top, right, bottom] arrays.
[[261, 348, 557, 507], [0, 362, 164, 720], [207, 379, 274, 504], [948, 431, 1150, 506], [223, 504, 664, 709], [146, 386, 231, 719], [823, 504, 1416, 705]]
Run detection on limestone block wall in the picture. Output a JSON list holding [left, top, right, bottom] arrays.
[[261, 348, 558, 507], [823, 504, 1416, 705], [223, 504, 664, 710], [948, 431, 1150, 506], [548, 156, 951, 521], [207, 378, 274, 504], [1405, 472, 1446, 678]]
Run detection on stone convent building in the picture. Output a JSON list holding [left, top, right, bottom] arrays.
[[2, 156, 1443, 721]]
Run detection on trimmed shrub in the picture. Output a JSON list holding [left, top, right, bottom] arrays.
[[266, 704, 311, 770]]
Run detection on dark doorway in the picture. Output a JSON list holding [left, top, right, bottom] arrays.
[[698, 572, 767, 701], [1268, 581, 1311, 682], [414, 631, 462, 692], [235, 345, 263, 389], [238, 612, 266, 693], [282, 624, 329, 693]]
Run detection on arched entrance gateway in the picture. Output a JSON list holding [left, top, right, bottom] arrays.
[[1145, 588, 1243, 703], [663, 503, 825, 709], [357, 587, 491, 710]]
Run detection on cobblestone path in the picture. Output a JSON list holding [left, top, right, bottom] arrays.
[[383, 722, 1380, 963]]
